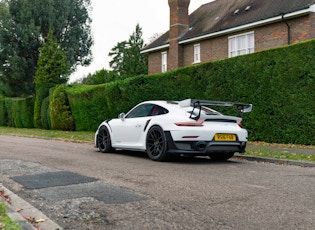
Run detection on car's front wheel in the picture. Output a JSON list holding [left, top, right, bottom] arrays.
[[209, 152, 234, 161], [146, 126, 169, 161], [97, 125, 113, 153]]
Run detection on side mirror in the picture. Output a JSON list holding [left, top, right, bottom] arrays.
[[118, 113, 126, 121], [241, 104, 253, 113]]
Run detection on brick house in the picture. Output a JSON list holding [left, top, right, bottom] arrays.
[[141, 0, 315, 75]]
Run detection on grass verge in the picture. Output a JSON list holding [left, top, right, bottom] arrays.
[[0, 126, 314, 162], [243, 149, 315, 162], [0, 202, 21, 230], [0, 126, 94, 142], [244, 141, 315, 162]]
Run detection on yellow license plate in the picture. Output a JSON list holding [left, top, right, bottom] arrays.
[[214, 134, 237, 141]]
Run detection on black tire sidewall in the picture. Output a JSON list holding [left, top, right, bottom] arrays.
[[98, 125, 112, 153], [146, 126, 168, 161]]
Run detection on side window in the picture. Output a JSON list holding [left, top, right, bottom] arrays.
[[126, 104, 169, 118], [126, 104, 155, 118], [150, 105, 169, 116]]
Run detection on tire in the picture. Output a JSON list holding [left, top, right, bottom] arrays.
[[97, 125, 113, 153], [146, 126, 169, 161], [209, 152, 234, 161]]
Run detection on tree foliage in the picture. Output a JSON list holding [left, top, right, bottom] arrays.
[[33, 30, 70, 128], [0, 0, 93, 97], [35, 31, 70, 88], [75, 69, 122, 85], [109, 24, 148, 78]]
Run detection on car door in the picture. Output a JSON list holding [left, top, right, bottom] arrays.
[[110, 103, 155, 149]]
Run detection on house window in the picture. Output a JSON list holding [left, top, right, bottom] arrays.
[[161, 51, 167, 72], [194, 44, 201, 63], [229, 32, 254, 57]]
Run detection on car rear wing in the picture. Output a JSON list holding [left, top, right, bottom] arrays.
[[179, 99, 252, 119]]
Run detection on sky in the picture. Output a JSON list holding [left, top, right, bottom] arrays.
[[70, 0, 212, 82]]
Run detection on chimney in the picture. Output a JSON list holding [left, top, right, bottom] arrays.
[[168, 0, 190, 70]]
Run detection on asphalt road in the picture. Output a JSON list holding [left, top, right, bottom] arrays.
[[0, 135, 315, 230]]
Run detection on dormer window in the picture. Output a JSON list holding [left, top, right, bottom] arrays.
[[233, 9, 240, 15], [245, 6, 251, 11]]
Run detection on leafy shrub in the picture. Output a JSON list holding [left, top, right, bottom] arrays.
[[34, 83, 53, 128], [2, 97, 34, 128], [0, 99, 8, 126], [50, 85, 75, 131], [41, 96, 51, 129]]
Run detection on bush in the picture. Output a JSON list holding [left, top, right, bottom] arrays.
[[41, 96, 51, 129], [50, 85, 75, 131], [34, 83, 53, 128], [0, 99, 7, 126], [1, 97, 34, 128]]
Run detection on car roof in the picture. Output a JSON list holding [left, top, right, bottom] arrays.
[[139, 100, 182, 109]]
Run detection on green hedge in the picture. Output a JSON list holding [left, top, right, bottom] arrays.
[[0, 97, 34, 128], [0, 99, 8, 126], [50, 85, 75, 131], [41, 96, 51, 130], [1, 39, 314, 145], [34, 83, 54, 128], [67, 39, 315, 145]]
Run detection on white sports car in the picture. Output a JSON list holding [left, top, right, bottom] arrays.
[[95, 99, 252, 161]]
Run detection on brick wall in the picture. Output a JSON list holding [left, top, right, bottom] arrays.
[[255, 15, 312, 51], [148, 51, 162, 75], [182, 36, 228, 66], [311, 12, 315, 38]]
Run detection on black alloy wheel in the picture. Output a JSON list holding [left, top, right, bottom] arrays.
[[146, 126, 169, 161], [97, 125, 113, 153]]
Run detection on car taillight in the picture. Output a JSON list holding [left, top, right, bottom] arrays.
[[175, 119, 204, 127], [237, 121, 242, 128]]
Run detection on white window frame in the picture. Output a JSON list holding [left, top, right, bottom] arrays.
[[193, 44, 201, 63], [228, 32, 254, 58], [161, 51, 167, 72]]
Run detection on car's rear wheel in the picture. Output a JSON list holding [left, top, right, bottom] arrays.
[[97, 125, 113, 153], [146, 126, 169, 161], [209, 152, 234, 161]]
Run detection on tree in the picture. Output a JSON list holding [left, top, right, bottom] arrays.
[[0, 0, 93, 97], [33, 30, 71, 128], [109, 24, 148, 78], [75, 69, 122, 85]]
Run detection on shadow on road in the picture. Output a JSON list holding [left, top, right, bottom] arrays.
[[95, 149, 241, 165]]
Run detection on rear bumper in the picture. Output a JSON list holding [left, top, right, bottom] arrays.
[[165, 131, 246, 156]]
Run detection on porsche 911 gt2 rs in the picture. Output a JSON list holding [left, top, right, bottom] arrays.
[[95, 99, 252, 161]]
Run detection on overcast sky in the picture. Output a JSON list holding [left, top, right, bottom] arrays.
[[70, 0, 212, 82]]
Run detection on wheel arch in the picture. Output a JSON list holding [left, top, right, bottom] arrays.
[[95, 121, 112, 147]]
